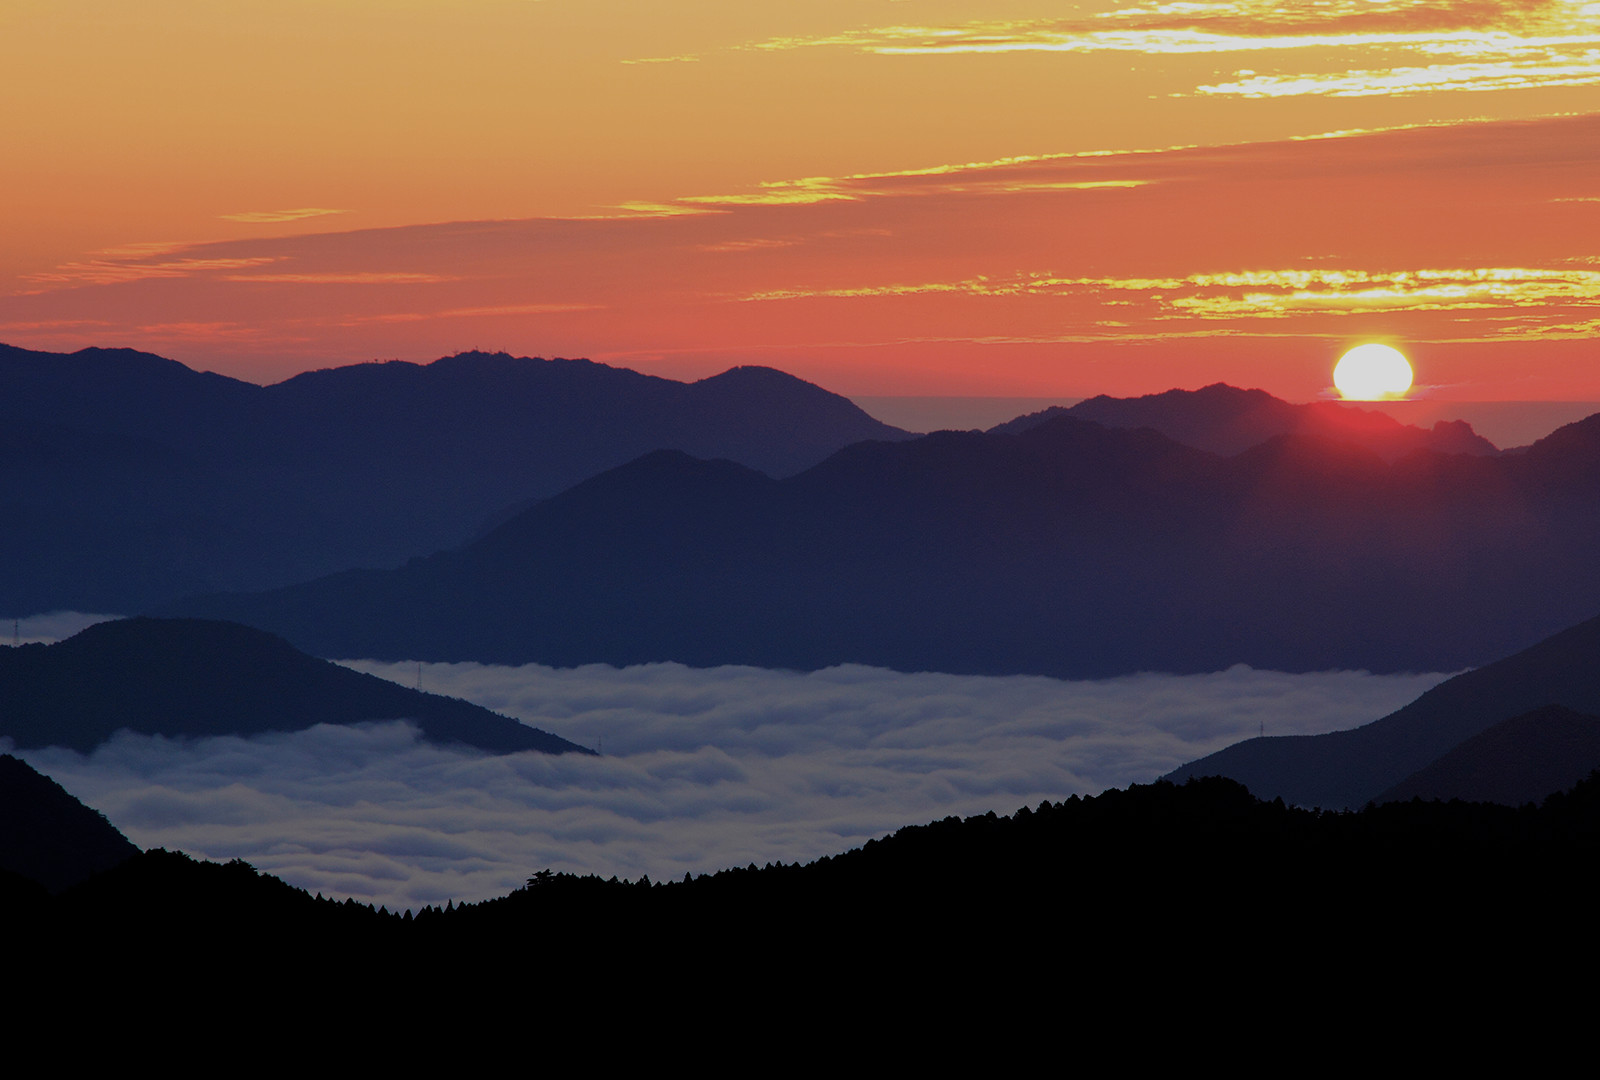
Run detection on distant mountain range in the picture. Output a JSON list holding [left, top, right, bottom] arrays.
[[1166, 612, 1600, 808], [0, 617, 588, 755], [0, 343, 908, 613], [994, 382, 1502, 459], [171, 403, 1600, 677]]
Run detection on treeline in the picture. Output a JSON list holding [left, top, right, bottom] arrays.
[[18, 779, 1590, 1049], [18, 774, 1600, 955]]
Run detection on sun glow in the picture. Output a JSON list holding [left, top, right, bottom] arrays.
[[1333, 343, 1414, 400]]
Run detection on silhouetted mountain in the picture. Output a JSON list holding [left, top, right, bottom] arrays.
[[0, 754, 139, 893], [0, 617, 589, 754], [1375, 705, 1600, 806], [992, 382, 1499, 459], [0, 343, 909, 613], [172, 409, 1600, 677], [30, 775, 1600, 1024], [1164, 613, 1600, 807]]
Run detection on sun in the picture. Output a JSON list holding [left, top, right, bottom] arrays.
[[1333, 343, 1413, 400]]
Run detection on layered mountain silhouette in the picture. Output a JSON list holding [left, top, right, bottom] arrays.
[[170, 405, 1600, 677], [0, 617, 589, 754], [0, 343, 908, 613], [1165, 613, 1600, 808], [993, 382, 1500, 459]]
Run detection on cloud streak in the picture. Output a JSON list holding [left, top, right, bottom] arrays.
[[220, 209, 348, 224], [13, 658, 1450, 912], [4, 113, 1594, 396], [738, 0, 1600, 99], [742, 266, 1600, 340]]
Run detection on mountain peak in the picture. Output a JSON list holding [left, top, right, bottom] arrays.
[[0, 617, 591, 755], [994, 382, 1497, 460]]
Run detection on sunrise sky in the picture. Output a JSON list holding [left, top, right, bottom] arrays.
[[4, 0, 1598, 400]]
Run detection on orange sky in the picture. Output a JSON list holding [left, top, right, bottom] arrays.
[[4, 1, 1598, 399]]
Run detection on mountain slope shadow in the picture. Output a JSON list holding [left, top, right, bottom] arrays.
[[0, 753, 140, 894], [1164, 612, 1600, 807]]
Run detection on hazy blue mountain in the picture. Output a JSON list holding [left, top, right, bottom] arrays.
[[0, 617, 590, 754], [0, 343, 909, 613], [169, 409, 1600, 677], [1375, 705, 1600, 807], [0, 753, 140, 893], [992, 382, 1499, 459], [1164, 613, 1600, 808]]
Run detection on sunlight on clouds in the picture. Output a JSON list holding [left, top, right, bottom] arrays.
[[602, 201, 726, 218], [679, 154, 1154, 208], [619, 54, 701, 66], [739, 0, 1600, 99], [1201, 55, 1600, 97], [682, 178, 861, 207], [1165, 267, 1600, 317], [741, 266, 1600, 338]]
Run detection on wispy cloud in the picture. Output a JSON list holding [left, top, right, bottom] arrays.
[[220, 208, 349, 224], [347, 302, 603, 324], [1164, 266, 1600, 317], [746, 265, 1600, 299], [221, 271, 454, 284], [129, 321, 264, 341], [619, 54, 701, 66], [678, 154, 1154, 208], [25, 256, 280, 286], [738, 0, 1600, 98], [743, 266, 1600, 338], [1199, 57, 1600, 97], [5, 114, 1591, 384], [695, 238, 801, 254], [602, 201, 725, 218]]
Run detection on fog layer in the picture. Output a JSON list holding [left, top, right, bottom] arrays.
[[15, 659, 1448, 911]]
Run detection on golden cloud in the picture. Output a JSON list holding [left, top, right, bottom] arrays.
[[739, 0, 1600, 99], [741, 266, 1600, 340]]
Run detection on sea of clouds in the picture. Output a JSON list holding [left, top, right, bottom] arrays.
[[11, 624, 1450, 912]]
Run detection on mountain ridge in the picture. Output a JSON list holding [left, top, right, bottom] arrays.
[[168, 404, 1600, 677], [0, 343, 909, 613], [993, 381, 1501, 460]]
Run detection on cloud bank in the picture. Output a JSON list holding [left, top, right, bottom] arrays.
[[13, 658, 1449, 912]]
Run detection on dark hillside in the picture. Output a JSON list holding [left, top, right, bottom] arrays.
[[0, 617, 588, 754], [0, 754, 139, 892]]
